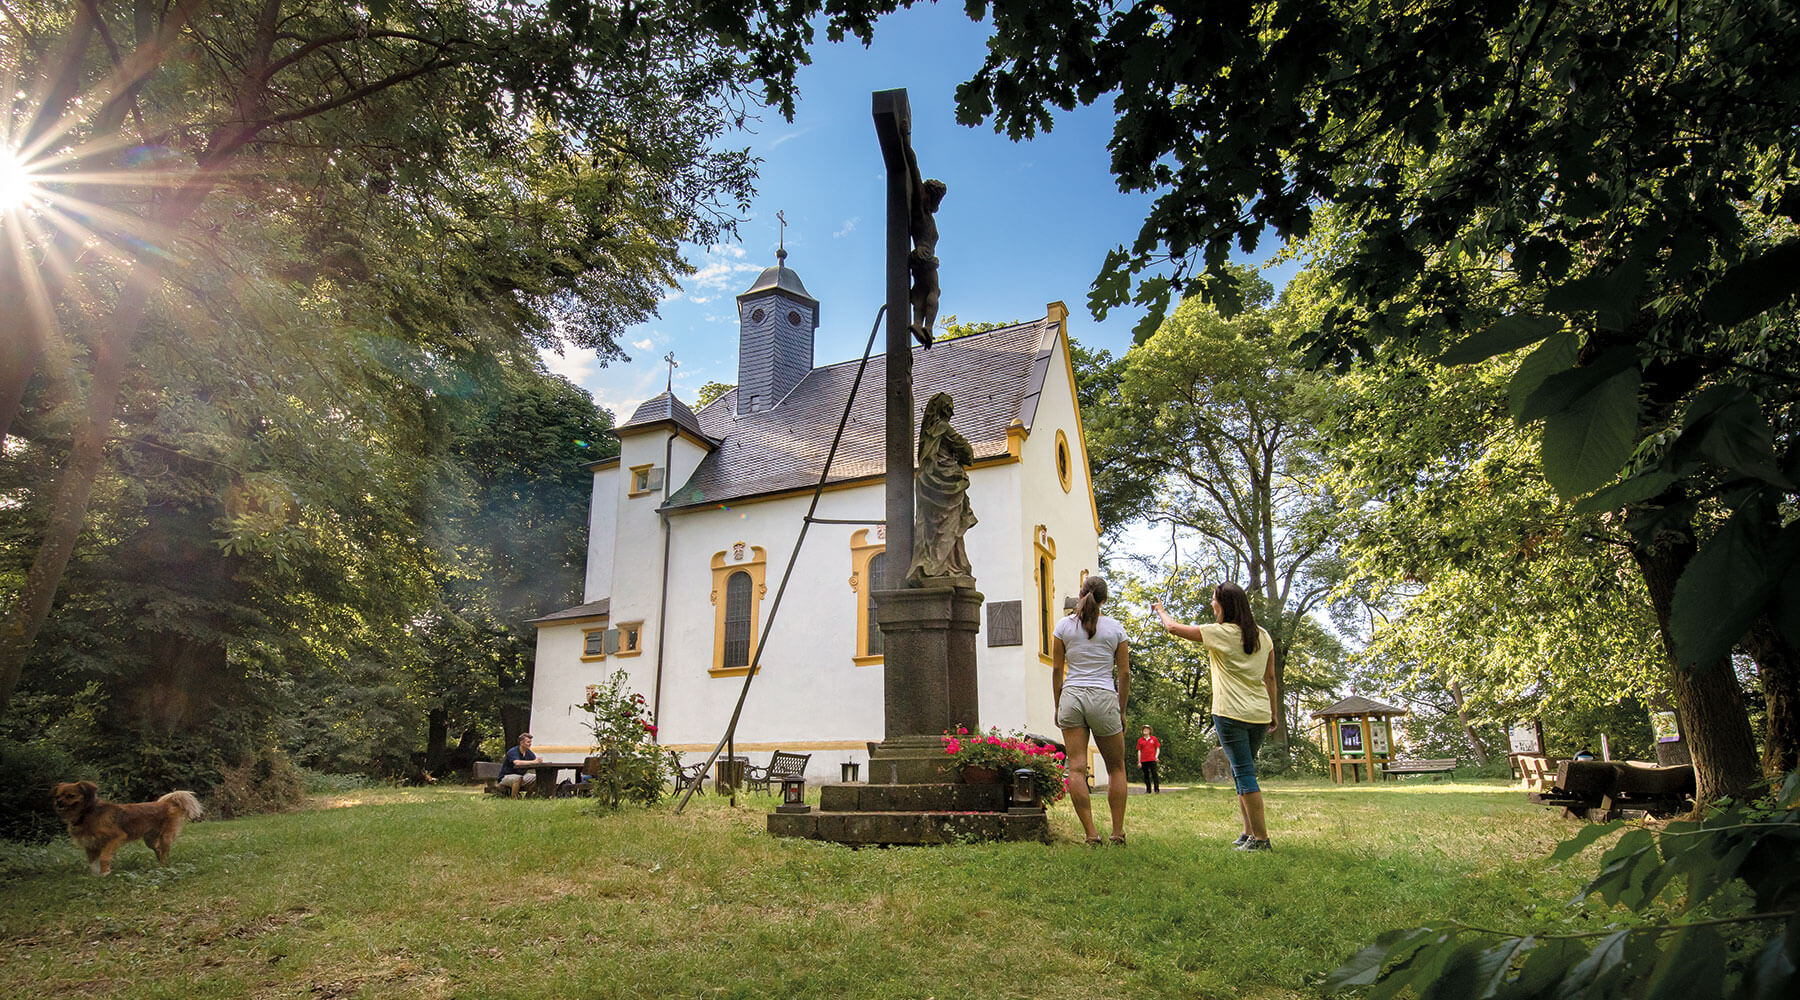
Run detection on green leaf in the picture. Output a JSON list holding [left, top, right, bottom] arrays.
[[1748, 929, 1798, 1000], [1554, 930, 1630, 1000], [1687, 389, 1795, 489], [1701, 239, 1800, 327], [1508, 334, 1580, 420], [1325, 926, 1436, 992], [1419, 940, 1484, 1000], [1470, 935, 1532, 999], [1517, 346, 1639, 422], [1541, 367, 1641, 499], [1515, 936, 1586, 996], [1572, 471, 1679, 514], [1644, 924, 1727, 1000], [1670, 497, 1782, 670], [1551, 820, 1623, 862], [1547, 260, 1648, 331], [1779, 769, 1800, 809], [1440, 315, 1561, 366]]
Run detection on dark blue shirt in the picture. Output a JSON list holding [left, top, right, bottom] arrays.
[[500, 745, 538, 778]]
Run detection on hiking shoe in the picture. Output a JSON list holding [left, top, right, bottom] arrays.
[[1232, 833, 1252, 847], [1236, 838, 1272, 852]]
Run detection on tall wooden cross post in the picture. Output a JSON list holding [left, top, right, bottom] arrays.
[[868, 89, 981, 776], [872, 91, 917, 599]]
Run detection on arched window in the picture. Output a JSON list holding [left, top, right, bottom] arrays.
[[723, 571, 752, 668], [866, 552, 885, 657], [710, 545, 767, 676], [1034, 525, 1057, 663], [849, 529, 886, 665]]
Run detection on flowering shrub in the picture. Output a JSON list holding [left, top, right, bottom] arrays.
[[940, 725, 1068, 804], [576, 671, 670, 809]]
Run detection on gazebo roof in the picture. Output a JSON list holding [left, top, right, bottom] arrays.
[[1313, 696, 1409, 719]]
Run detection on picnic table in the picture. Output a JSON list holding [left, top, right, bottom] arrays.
[[506, 760, 585, 797]]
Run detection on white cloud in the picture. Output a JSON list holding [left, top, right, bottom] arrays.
[[539, 346, 596, 385], [632, 338, 655, 351], [834, 216, 860, 238], [683, 243, 762, 295], [768, 125, 818, 149]]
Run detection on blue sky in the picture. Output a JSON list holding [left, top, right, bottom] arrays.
[[545, 4, 1293, 419]]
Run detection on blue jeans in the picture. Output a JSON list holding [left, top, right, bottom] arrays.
[[1214, 714, 1267, 795]]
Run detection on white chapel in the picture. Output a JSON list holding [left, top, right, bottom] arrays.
[[527, 255, 1102, 779]]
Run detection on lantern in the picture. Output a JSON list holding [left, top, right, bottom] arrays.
[[1009, 768, 1041, 813], [777, 776, 810, 814], [840, 759, 861, 782]]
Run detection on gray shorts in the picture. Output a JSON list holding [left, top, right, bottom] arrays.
[[1056, 685, 1123, 737]]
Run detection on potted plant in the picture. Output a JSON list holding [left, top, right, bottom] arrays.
[[940, 726, 1068, 802]]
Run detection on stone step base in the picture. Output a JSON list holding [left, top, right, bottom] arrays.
[[819, 781, 1006, 812], [768, 808, 1050, 845]]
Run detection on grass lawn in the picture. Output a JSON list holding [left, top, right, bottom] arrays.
[[0, 778, 1601, 999]]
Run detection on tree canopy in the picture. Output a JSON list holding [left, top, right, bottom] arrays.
[[736, 0, 1800, 798]]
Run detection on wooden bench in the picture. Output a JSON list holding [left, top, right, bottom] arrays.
[[474, 761, 503, 794], [1381, 758, 1458, 780], [1517, 755, 1570, 791], [746, 751, 811, 792]]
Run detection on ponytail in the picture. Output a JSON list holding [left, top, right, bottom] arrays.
[[1214, 582, 1259, 654], [1076, 576, 1108, 639]]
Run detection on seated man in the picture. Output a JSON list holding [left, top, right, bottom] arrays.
[[498, 732, 541, 797]]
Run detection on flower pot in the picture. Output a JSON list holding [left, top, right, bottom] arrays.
[[959, 764, 1002, 784]]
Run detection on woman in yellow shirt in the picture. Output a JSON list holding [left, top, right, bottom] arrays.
[[1152, 582, 1278, 851]]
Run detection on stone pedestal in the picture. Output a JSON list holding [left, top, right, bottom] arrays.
[[873, 584, 982, 747]]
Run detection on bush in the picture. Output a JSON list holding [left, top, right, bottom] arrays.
[[576, 671, 671, 810], [209, 745, 306, 819], [1257, 733, 1329, 777], [0, 739, 89, 843], [298, 769, 379, 795]]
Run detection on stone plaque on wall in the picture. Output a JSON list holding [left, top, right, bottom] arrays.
[[987, 600, 1022, 646]]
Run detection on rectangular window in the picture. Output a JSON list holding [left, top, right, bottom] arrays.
[[582, 627, 607, 661], [615, 621, 644, 658], [628, 465, 664, 497]]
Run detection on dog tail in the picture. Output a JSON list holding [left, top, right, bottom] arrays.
[[160, 790, 205, 821]]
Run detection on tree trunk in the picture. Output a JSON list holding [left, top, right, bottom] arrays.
[[0, 275, 157, 716], [1743, 615, 1799, 777], [425, 708, 450, 773], [1448, 681, 1490, 766], [1632, 531, 1762, 803], [453, 724, 485, 771]]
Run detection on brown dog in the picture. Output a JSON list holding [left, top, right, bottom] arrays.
[[51, 781, 204, 875]]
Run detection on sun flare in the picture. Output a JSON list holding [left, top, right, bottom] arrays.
[[0, 148, 39, 212]]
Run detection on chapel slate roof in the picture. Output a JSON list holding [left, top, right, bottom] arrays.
[[739, 263, 818, 307], [617, 391, 714, 445], [667, 317, 1059, 511], [1313, 696, 1411, 718], [526, 598, 611, 625]]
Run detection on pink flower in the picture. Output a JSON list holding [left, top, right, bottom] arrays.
[[1054, 752, 1066, 761]]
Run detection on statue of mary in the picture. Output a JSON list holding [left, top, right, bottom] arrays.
[[905, 392, 978, 588]]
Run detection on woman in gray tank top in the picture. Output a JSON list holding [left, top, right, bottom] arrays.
[[1053, 576, 1132, 845]]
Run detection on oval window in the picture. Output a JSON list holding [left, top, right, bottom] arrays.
[[1054, 430, 1073, 493], [788, 310, 802, 325], [751, 308, 765, 323]]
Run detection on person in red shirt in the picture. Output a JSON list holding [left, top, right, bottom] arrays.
[[1136, 725, 1162, 794]]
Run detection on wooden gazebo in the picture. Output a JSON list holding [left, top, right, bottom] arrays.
[[1314, 696, 1409, 783]]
